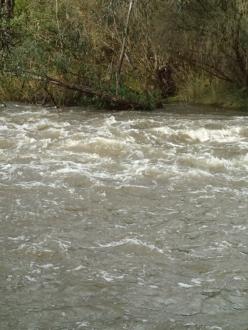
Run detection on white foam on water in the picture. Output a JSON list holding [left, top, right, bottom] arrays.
[[38, 264, 55, 269], [183, 127, 242, 143], [153, 122, 248, 146], [56, 239, 71, 252], [178, 282, 194, 288], [66, 265, 85, 272], [15, 181, 59, 189], [98, 238, 164, 254], [208, 240, 232, 252], [0, 123, 9, 130], [63, 136, 134, 158], [232, 225, 247, 231], [25, 275, 37, 282], [76, 321, 89, 328], [191, 278, 202, 286], [8, 235, 27, 242], [99, 270, 125, 282], [105, 115, 117, 126]]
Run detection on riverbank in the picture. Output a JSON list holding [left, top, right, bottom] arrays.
[[1, 77, 247, 111], [168, 77, 248, 112], [1, 1, 248, 112], [0, 74, 160, 110]]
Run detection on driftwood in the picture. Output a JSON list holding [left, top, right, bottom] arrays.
[[4, 70, 149, 110], [43, 75, 148, 110], [3, 67, 158, 109]]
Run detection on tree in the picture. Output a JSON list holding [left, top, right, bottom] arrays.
[[0, 0, 15, 55], [0, 0, 15, 19], [156, 0, 248, 90]]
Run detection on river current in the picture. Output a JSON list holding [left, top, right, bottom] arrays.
[[0, 104, 248, 330]]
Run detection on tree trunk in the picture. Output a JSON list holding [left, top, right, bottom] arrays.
[[116, 0, 134, 95], [0, 0, 15, 18]]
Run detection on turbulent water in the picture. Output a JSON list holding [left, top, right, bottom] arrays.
[[0, 104, 248, 330]]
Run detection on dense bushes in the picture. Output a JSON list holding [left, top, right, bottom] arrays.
[[0, 0, 248, 109]]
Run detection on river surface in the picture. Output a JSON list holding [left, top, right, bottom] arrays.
[[0, 104, 248, 330]]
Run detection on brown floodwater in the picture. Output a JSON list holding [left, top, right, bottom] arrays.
[[0, 103, 248, 330]]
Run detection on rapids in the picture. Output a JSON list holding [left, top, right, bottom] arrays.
[[0, 104, 248, 329]]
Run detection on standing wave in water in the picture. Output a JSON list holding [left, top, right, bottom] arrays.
[[0, 104, 248, 330]]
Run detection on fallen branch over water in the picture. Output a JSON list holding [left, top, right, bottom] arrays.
[[44, 75, 148, 110], [5, 70, 150, 110]]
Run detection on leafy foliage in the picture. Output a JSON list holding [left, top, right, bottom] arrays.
[[0, 0, 248, 108]]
